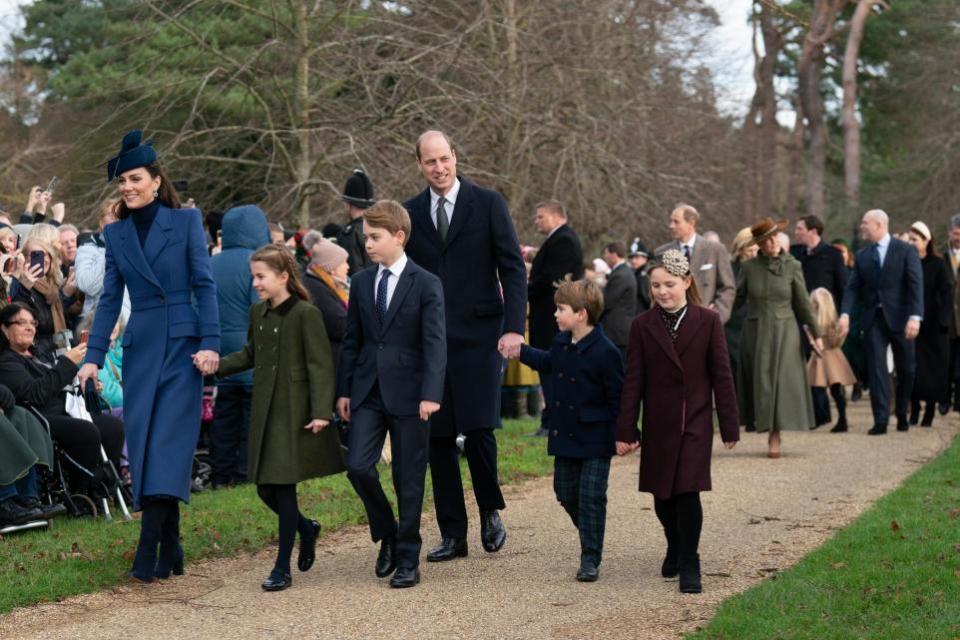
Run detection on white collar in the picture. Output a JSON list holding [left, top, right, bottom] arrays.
[[681, 235, 696, 249], [877, 233, 891, 249], [377, 252, 408, 280], [430, 178, 461, 208]]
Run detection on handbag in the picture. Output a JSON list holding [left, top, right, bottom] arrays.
[[65, 385, 94, 422]]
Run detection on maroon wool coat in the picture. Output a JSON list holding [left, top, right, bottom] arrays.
[[616, 305, 739, 500]]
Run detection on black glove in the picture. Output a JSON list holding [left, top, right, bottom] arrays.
[[0, 384, 16, 412]]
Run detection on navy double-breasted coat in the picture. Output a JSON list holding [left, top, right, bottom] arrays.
[[85, 206, 220, 508]]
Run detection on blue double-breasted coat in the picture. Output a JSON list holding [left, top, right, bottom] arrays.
[[85, 205, 220, 508]]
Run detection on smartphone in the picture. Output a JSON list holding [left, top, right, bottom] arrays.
[[45, 176, 59, 196], [79, 330, 90, 345], [29, 250, 45, 273]]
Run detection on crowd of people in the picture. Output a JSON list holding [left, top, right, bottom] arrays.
[[0, 126, 955, 599]]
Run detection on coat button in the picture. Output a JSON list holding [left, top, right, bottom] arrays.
[[570, 377, 576, 383], [274, 328, 279, 333], [551, 430, 558, 436], [568, 404, 574, 410], [555, 401, 560, 407], [558, 372, 564, 378], [568, 432, 574, 437]]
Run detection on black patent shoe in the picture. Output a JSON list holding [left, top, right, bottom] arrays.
[[661, 547, 679, 578], [480, 510, 506, 552], [375, 537, 396, 578], [576, 558, 599, 582], [298, 520, 321, 572], [261, 570, 292, 592], [389, 566, 420, 588], [678, 554, 702, 594], [426, 538, 468, 562]]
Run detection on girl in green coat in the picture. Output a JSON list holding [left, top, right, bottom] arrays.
[[218, 245, 345, 592], [736, 218, 823, 458]]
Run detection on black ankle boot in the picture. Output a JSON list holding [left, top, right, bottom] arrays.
[[678, 554, 702, 594], [130, 502, 166, 583], [155, 502, 183, 579], [661, 547, 679, 578]]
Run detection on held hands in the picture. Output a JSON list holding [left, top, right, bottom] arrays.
[[905, 318, 920, 340], [336, 397, 351, 423], [419, 400, 440, 422], [304, 418, 330, 434], [723, 441, 737, 450], [192, 350, 220, 376], [616, 441, 639, 456], [498, 332, 524, 359], [837, 315, 850, 339]]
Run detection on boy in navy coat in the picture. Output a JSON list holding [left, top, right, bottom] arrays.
[[507, 278, 624, 582], [336, 200, 447, 588]]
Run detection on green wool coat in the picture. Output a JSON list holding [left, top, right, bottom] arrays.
[[735, 253, 821, 432], [0, 406, 54, 486], [218, 297, 345, 484]]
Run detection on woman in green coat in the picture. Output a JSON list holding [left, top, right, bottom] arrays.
[[736, 218, 822, 458], [218, 245, 345, 592]]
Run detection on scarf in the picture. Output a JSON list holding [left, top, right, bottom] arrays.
[[32, 278, 67, 333], [657, 304, 688, 342], [309, 263, 348, 307]]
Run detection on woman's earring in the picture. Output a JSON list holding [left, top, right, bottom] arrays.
[[153, 190, 159, 198]]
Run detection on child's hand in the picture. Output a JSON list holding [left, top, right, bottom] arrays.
[[304, 418, 329, 434], [419, 400, 440, 422], [616, 441, 639, 456], [723, 441, 737, 450], [336, 397, 351, 423]]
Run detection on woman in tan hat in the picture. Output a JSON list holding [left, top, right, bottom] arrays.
[[735, 218, 822, 457], [905, 221, 953, 426]]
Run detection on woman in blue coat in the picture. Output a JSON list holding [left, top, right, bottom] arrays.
[[78, 130, 220, 583]]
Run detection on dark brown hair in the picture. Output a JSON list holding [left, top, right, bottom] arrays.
[[554, 278, 604, 325], [798, 214, 824, 236], [363, 200, 411, 245], [646, 263, 703, 307], [250, 245, 310, 301], [116, 162, 182, 219], [535, 199, 567, 220], [604, 241, 627, 259]]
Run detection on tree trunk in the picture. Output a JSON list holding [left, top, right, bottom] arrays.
[[796, 0, 845, 218], [842, 0, 881, 220], [293, 0, 311, 228], [746, 0, 782, 218]]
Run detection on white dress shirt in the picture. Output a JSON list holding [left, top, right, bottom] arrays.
[[680, 234, 696, 256], [374, 253, 408, 311], [876, 233, 891, 267], [429, 178, 461, 230]]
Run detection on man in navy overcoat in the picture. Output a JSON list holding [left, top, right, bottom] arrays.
[[839, 209, 924, 434], [404, 131, 527, 561]]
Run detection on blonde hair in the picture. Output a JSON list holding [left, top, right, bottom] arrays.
[[250, 244, 310, 301], [27, 223, 60, 253], [730, 226, 754, 260], [810, 288, 838, 334], [646, 263, 703, 307], [22, 238, 63, 287]]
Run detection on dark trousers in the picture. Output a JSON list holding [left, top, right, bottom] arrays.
[[949, 337, 960, 407], [0, 467, 37, 501], [653, 492, 703, 558], [430, 429, 506, 539], [47, 413, 124, 492], [346, 388, 430, 569], [553, 456, 610, 565], [209, 385, 252, 485], [865, 310, 916, 426]]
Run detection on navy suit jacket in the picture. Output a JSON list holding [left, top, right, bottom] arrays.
[[842, 237, 924, 332], [336, 258, 447, 417], [404, 176, 527, 434], [519, 325, 623, 459]]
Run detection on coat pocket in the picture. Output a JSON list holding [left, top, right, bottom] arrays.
[[289, 366, 308, 382]]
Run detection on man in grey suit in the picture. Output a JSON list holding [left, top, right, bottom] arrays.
[[600, 241, 637, 356], [655, 203, 736, 324]]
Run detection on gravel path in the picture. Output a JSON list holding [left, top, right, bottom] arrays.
[[2, 403, 956, 640]]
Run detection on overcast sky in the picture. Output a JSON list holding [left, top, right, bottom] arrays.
[[0, 0, 756, 115]]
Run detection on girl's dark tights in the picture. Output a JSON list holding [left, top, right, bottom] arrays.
[[257, 484, 310, 575], [653, 492, 703, 557]]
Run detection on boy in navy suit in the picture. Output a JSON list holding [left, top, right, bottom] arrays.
[[336, 200, 447, 588], [507, 278, 623, 582]]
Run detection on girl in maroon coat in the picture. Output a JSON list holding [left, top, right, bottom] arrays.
[[616, 249, 739, 594]]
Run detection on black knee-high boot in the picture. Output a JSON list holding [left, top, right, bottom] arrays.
[[921, 401, 935, 427], [130, 498, 169, 582], [155, 500, 183, 579], [675, 492, 703, 594], [653, 497, 679, 578], [830, 384, 847, 432]]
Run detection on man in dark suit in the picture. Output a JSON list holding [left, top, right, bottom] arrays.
[[404, 131, 528, 562], [527, 200, 583, 436], [337, 200, 446, 588], [943, 214, 960, 413], [839, 209, 924, 434], [600, 241, 637, 356], [335, 169, 376, 276], [790, 214, 849, 426]]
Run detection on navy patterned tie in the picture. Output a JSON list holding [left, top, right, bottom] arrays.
[[377, 270, 390, 325]]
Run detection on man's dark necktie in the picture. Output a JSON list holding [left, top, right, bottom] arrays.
[[377, 270, 391, 325], [436, 197, 449, 241], [683, 244, 691, 260], [871, 244, 882, 278]]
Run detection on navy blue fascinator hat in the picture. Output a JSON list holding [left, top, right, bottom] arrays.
[[106, 130, 157, 182]]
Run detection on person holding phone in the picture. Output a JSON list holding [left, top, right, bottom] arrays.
[[76, 130, 220, 584], [9, 239, 73, 364]]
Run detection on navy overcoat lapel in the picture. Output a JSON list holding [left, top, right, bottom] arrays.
[[118, 216, 163, 291], [143, 206, 173, 267]]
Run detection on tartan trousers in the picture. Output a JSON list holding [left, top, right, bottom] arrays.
[[553, 456, 611, 565]]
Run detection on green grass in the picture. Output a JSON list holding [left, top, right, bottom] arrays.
[[0, 418, 550, 614], [688, 432, 960, 640]]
